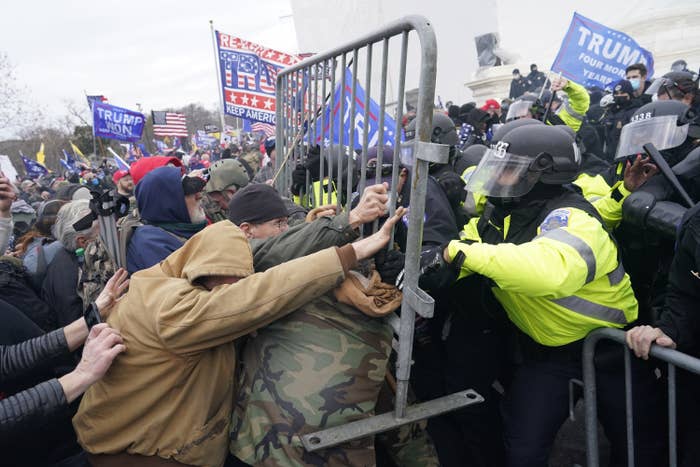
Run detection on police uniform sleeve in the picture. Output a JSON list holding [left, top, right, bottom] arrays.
[[557, 80, 590, 132], [573, 163, 629, 230], [655, 211, 700, 350], [447, 207, 618, 297]]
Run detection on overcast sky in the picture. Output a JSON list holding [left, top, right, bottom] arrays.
[[1, 0, 298, 133]]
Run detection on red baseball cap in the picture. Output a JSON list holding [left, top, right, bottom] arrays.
[[480, 99, 501, 111], [130, 156, 184, 185], [112, 170, 130, 184]]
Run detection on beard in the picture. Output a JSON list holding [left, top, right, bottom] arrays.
[[189, 203, 207, 223]]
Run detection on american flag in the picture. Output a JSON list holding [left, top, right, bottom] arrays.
[[251, 122, 275, 137], [152, 111, 188, 137], [237, 55, 258, 89], [259, 63, 278, 93]]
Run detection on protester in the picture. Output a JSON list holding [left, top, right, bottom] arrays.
[[73, 206, 405, 467], [203, 158, 250, 222], [0, 172, 15, 254], [126, 166, 207, 273], [41, 199, 100, 328]]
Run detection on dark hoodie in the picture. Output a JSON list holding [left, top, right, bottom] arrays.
[[126, 166, 206, 274]]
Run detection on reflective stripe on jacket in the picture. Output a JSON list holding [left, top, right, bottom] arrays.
[[451, 206, 637, 346]]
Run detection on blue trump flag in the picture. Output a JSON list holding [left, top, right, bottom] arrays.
[[313, 68, 399, 149], [551, 12, 654, 89], [93, 102, 145, 142], [20, 154, 48, 177]]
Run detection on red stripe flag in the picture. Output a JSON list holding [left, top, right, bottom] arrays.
[[251, 122, 275, 137], [152, 111, 188, 137]]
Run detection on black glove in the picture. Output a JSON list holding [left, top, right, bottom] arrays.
[[435, 170, 467, 206], [374, 249, 405, 286], [291, 164, 308, 196], [418, 245, 465, 291], [303, 145, 322, 180]]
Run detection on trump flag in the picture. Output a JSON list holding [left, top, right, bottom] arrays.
[[215, 31, 302, 125], [551, 12, 654, 89]]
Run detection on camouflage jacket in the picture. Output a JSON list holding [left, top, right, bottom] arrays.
[[230, 211, 395, 467]]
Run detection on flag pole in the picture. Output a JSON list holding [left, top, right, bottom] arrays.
[[85, 90, 99, 158], [210, 20, 227, 148]]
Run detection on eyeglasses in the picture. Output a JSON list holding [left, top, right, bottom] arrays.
[[262, 218, 288, 230]]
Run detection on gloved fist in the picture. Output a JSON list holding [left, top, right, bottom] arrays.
[[291, 164, 308, 196], [435, 171, 466, 206], [303, 145, 323, 179], [418, 245, 465, 291], [374, 249, 405, 286]]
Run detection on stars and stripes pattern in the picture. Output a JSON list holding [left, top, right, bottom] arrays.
[[152, 111, 188, 137], [251, 122, 276, 137], [237, 55, 258, 89]]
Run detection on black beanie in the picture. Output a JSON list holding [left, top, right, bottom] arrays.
[[228, 184, 288, 225]]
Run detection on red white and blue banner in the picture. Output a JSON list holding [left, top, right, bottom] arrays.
[[551, 12, 654, 89], [215, 31, 301, 125]]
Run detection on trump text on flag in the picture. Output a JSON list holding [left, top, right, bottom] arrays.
[[215, 31, 302, 125], [551, 13, 654, 90], [93, 102, 146, 142]]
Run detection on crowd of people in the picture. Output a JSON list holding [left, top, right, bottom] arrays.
[[1, 56, 699, 467]]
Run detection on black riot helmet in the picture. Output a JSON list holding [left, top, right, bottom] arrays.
[[404, 112, 459, 171], [615, 100, 700, 165], [465, 125, 580, 198], [404, 111, 459, 147], [455, 144, 488, 175], [490, 118, 544, 145]]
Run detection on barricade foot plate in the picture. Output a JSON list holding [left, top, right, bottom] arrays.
[[301, 389, 483, 451]]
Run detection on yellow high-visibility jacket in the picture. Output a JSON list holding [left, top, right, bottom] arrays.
[[573, 162, 630, 230], [450, 205, 637, 346]]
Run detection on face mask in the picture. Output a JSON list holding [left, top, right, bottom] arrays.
[[614, 95, 630, 106], [629, 78, 641, 91]]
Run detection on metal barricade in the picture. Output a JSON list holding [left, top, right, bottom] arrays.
[[273, 15, 483, 451], [583, 327, 700, 467]]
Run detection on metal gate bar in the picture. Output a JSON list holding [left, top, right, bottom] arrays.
[[272, 15, 482, 451], [583, 328, 700, 467]]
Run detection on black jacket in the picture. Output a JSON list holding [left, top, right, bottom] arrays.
[[0, 329, 69, 437], [509, 78, 529, 100], [656, 204, 700, 353], [41, 247, 83, 328]]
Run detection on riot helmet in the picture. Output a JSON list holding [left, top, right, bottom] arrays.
[[490, 118, 544, 145], [615, 100, 700, 165], [403, 112, 459, 171], [465, 125, 580, 198], [404, 111, 459, 147], [645, 71, 698, 101], [455, 144, 488, 175]]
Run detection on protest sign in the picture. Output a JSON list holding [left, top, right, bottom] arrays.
[[0, 155, 19, 182]]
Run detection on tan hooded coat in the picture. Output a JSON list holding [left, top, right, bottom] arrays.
[[73, 220, 350, 467]]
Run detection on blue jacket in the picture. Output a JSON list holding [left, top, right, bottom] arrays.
[[127, 166, 205, 274]]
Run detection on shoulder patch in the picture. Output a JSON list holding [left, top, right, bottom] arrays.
[[540, 208, 571, 232]]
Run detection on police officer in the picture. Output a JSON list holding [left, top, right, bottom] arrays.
[[627, 202, 700, 467], [603, 79, 643, 160], [423, 124, 665, 467]]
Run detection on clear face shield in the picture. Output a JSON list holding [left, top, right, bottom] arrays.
[[464, 146, 542, 198], [505, 100, 534, 122], [614, 115, 689, 161]]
